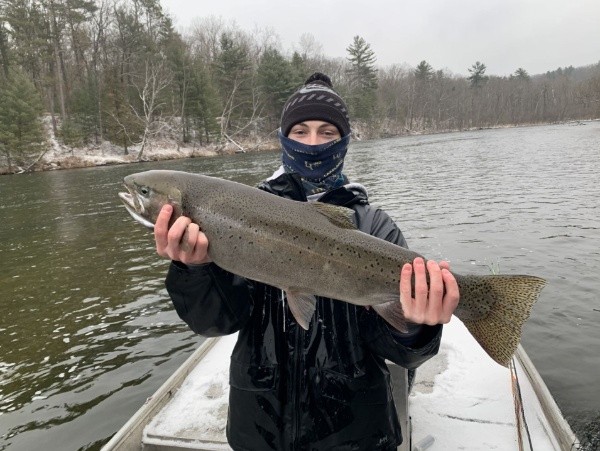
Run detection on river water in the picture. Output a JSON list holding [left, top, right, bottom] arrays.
[[0, 122, 598, 450]]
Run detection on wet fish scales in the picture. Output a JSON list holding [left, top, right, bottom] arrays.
[[118, 170, 546, 366]]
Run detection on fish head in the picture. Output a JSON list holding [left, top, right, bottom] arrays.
[[118, 171, 183, 229]]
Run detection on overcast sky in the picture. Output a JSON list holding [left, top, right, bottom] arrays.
[[161, 0, 600, 77]]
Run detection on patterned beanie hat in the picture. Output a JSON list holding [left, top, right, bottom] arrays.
[[280, 72, 351, 137]]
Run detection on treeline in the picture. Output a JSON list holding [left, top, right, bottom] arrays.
[[1, 0, 600, 172]]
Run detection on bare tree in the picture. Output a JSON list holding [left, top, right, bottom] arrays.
[[130, 58, 173, 159]]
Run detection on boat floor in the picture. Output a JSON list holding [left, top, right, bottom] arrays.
[[105, 318, 579, 450], [409, 319, 577, 450]]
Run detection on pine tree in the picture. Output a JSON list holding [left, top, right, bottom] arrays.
[[0, 69, 45, 172], [346, 35, 378, 119], [513, 68, 530, 81], [213, 32, 253, 137], [0, 19, 10, 78], [184, 60, 220, 145], [468, 61, 488, 88], [290, 51, 308, 84], [415, 60, 434, 81], [257, 47, 297, 130], [411, 61, 436, 129]]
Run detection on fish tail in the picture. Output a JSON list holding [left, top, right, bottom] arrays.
[[455, 274, 546, 367]]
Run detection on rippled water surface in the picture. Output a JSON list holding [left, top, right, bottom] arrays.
[[1, 122, 598, 449]]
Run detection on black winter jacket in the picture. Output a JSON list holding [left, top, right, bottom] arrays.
[[165, 173, 442, 451]]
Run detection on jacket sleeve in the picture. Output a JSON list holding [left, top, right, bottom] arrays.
[[165, 261, 253, 337], [355, 205, 443, 369]]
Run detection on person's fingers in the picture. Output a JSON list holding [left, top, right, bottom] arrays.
[[154, 205, 173, 255], [426, 260, 444, 324], [166, 216, 191, 257], [181, 223, 199, 254], [399, 262, 413, 315], [441, 268, 460, 322], [412, 257, 428, 323], [191, 231, 210, 263]]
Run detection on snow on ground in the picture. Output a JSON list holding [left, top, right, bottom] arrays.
[[26, 116, 278, 172], [40, 136, 220, 171]]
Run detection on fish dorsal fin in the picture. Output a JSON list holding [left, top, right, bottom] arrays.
[[286, 290, 317, 330], [312, 203, 357, 229]]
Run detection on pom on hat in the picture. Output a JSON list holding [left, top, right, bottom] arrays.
[[304, 72, 333, 86], [280, 72, 351, 137]]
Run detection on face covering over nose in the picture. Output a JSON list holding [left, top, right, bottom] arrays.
[[279, 131, 350, 193]]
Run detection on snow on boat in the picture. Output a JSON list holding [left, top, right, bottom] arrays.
[[102, 318, 580, 450]]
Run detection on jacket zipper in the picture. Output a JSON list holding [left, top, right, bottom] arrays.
[[291, 318, 304, 450]]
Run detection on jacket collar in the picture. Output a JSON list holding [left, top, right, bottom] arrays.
[[258, 172, 369, 207]]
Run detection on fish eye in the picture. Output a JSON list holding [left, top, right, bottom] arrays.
[[140, 186, 150, 196]]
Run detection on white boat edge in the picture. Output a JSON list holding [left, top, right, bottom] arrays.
[[514, 344, 581, 451], [101, 337, 223, 451]]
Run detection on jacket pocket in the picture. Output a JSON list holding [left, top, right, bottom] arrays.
[[317, 368, 390, 406], [229, 359, 277, 392]]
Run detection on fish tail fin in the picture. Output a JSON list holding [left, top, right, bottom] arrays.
[[456, 274, 546, 367]]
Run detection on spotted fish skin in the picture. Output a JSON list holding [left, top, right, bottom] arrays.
[[119, 170, 546, 366]]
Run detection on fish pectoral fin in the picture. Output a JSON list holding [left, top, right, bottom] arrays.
[[372, 300, 408, 333], [286, 290, 317, 330], [312, 203, 357, 229]]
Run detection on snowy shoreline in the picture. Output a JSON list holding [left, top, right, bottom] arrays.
[[2, 118, 595, 175], [28, 135, 279, 174], [0, 114, 281, 175]]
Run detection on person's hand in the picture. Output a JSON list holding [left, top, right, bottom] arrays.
[[399, 257, 459, 325], [154, 205, 211, 265]]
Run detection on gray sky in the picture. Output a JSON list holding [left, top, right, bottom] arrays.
[[161, 0, 600, 77]]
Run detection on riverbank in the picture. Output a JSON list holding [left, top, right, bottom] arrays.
[[37, 136, 279, 172], [2, 132, 280, 175], [1, 119, 595, 175], [0, 114, 281, 175]]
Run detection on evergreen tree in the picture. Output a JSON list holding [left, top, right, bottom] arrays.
[[0, 69, 45, 172], [184, 60, 220, 145], [0, 16, 10, 77], [468, 61, 488, 88], [415, 60, 434, 81], [213, 32, 253, 137], [257, 47, 297, 130], [346, 35, 378, 119], [513, 67, 531, 81], [290, 51, 308, 84], [411, 61, 435, 129], [103, 66, 142, 155]]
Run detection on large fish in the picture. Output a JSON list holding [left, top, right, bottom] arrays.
[[118, 170, 546, 366]]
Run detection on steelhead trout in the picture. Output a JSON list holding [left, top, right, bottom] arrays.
[[118, 170, 546, 366]]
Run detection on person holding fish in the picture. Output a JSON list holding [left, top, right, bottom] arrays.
[[154, 73, 460, 450]]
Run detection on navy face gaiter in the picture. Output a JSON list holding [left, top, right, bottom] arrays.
[[279, 131, 350, 185]]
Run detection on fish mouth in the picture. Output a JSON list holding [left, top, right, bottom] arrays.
[[118, 188, 155, 229]]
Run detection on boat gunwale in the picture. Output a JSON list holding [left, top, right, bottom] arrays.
[[101, 337, 220, 451]]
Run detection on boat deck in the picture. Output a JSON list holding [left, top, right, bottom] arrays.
[[103, 318, 580, 450]]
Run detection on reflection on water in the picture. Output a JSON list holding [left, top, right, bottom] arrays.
[[0, 124, 599, 449]]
